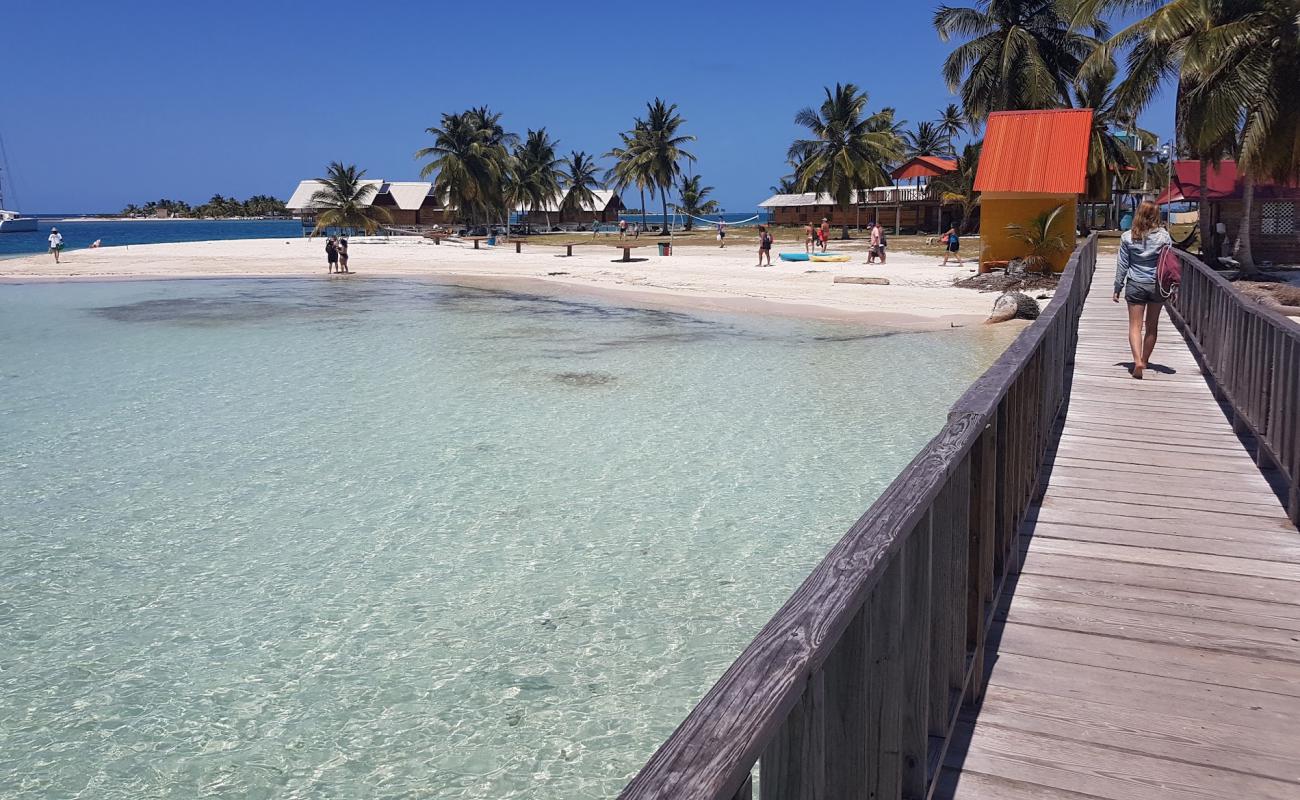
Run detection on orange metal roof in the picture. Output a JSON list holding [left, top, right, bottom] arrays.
[[892, 156, 958, 181], [974, 109, 1093, 195]]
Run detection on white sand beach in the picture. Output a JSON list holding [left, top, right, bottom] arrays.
[[0, 237, 1002, 327]]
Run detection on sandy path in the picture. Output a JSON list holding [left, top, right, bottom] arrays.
[[1, 237, 999, 327]]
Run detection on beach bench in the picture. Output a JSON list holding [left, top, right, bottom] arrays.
[[465, 236, 490, 250], [545, 242, 589, 257], [514, 240, 523, 254], [610, 243, 647, 262], [423, 232, 451, 245]]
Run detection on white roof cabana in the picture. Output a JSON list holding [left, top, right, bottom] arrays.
[[285, 179, 384, 211], [514, 189, 621, 213]]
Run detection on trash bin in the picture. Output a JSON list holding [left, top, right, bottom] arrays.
[[487, 235, 497, 247], [657, 242, 671, 256]]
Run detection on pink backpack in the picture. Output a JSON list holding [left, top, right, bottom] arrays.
[[1157, 245, 1181, 299]]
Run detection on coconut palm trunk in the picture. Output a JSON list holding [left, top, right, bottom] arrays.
[[1197, 160, 1211, 257], [1237, 173, 1257, 276], [640, 188, 647, 232], [661, 186, 670, 235]]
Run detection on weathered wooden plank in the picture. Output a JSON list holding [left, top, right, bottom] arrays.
[[760, 671, 825, 800], [900, 518, 931, 800], [1018, 549, 1300, 603], [1036, 494, 1294, 532], [1028, 520, 1300, 561], [946, 719, 1300, 800], [966, 424, 996, 706], [991, 622, 1300, 697], [963, 685, 1300, 781], [935, 768, 1103, 800], [1008, 572, 1300, 629], [867, 555, 904, 800], [996, 593, 1300, 663], [1042, 469, 1281, 503], [1024, 536, 1300, 582], [822, 608, 868, 800]]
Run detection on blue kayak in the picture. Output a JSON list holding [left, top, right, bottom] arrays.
[[779, 252, 810, 262]]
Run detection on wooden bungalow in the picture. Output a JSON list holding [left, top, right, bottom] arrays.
[[759, 158, 960, 233], [1157, 160, 1300, 265], [285, 179, 452, 231], [515, 190, 624, 226], [975, 109, 1093, 273]]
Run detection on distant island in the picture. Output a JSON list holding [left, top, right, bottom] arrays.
[[119, 194, 287, 219]]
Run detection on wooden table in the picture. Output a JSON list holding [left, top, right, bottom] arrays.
[[610, 244, 647, 262], [466, 236, 489, 250], [423, 232, 450, 245], [514, 240, 523, 253]]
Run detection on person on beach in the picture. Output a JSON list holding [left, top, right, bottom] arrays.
[[716, 217, 726, 248], [48, 228, 64, 263], [1113, 200, 1173, 379], [818, 219, 829, 252], [804, 222, 815, 254], [941, 225, 963, 266], [325, 236, 339, 273], [618, 218, 627, 240], [756, 225, 773, 267], [337, 236, 350, 273], [873, 222, 887, 263], [868, 221, 881, 263]]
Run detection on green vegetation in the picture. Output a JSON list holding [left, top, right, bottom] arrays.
[[120, 194, 286, 218], [674, 175, 720, 231], [790, 83, 903, 238], [1006, 203, 1071, 272], [558, 151, 601, 223], [308, 162, 392, 236]]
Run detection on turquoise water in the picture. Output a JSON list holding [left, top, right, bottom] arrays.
[[0, 278, 1007, 799]]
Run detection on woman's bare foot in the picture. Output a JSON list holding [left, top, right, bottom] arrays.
[[1132, 363, 1145, 379]]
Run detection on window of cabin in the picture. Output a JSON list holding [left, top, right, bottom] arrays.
[[1261, 201, 1296, 235]]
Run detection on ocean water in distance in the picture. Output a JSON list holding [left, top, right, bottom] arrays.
[[0, 219, 302, 258], [0, 278, 1009, 799]]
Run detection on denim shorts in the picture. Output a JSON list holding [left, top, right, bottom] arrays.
[[1125, 282, 1162, 305]]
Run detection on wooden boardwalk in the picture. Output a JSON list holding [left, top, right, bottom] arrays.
[[939, 277, 1300, 798]]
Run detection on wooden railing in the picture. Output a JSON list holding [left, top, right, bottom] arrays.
[[1165, 251, 1300, 524], [618, 235, 1098, 800]]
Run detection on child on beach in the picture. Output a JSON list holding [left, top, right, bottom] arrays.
[[325, 236, 339, 273], [756, 225, 773, 267], [48, 228, 63, 263], [941, 225, 962, 267]]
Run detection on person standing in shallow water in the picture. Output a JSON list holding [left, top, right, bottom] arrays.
[[1113, 200, 1173, 379], [325, 236, 339, 274], [337, 236, 350, 273]]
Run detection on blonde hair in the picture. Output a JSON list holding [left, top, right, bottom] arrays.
[[1131, 200, 1161, 240]]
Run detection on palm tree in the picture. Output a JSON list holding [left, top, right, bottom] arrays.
[[1074, 59, 1143, 226], [790, 83, 904, 238], [416, 110, 512, 226], [675, 174, 720, 231], [605, 125, 654, 232], [510, 128, 562, 231], [1086, 0, 1300, 273], [309, 162, 391, 235], [936, 103, 968, 149], [930, 142, 983, 233], [935, 0, 1102, 122], [639, 99, 696, 233], [1006, 202, 1071, 272], [905, 121, 952, 158], [559, 150, 601, 224]]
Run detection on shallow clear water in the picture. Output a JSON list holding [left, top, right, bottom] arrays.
[[0, 219, 301, 258], [0, 278, 1008, 799]]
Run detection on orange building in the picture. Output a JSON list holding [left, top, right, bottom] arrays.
[[974, 109, 1093, 272]]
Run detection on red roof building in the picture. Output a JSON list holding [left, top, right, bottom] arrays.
[[1160, 160, 1300, 265], [1156, 160, 1300, 204], [892, 156, 958, 182], [974, 109, 1093, 195]]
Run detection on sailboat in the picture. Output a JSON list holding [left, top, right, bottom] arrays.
[[0, 147, 37, 232]]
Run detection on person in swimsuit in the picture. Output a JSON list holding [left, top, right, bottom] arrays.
[[818, 219, 829, 252], [868, 221, 881, 263], [618, 219, 627, 240], [1113, 200, 1173, 379], [804, 222, 815, 254], [756, 224, 773, 266], [873, 222, 887, 263], [940, 225, 963, 266], [716, 217, 726, 248], [337, 236, 350, 273], [325, 236, 339, 273]]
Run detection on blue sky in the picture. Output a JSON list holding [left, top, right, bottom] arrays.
[[3, 0, 1175, 213]]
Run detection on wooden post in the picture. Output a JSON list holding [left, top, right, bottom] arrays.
[[900, 514, 932, 800], [824, 607, 869, 800], [967, 422, 996, 704], [866, 554, 904, 800], [761, 670, 825, 800]]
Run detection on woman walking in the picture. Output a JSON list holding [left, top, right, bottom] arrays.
[[940, 225, 963, 266], [337, 236, 350, 273], [756, 225, 773, 267], [1113, 201, 1173, 379]]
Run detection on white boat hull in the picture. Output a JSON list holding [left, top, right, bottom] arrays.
[[0, 215, 37, 232]]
